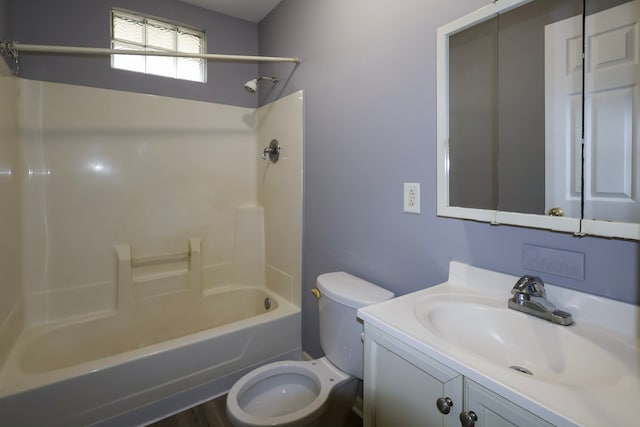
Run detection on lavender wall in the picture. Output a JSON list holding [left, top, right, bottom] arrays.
[[1, 0, 11, 71], [0, 0, 9, 40], [10, 0, 260, 107], [258, 0, 640, 357]]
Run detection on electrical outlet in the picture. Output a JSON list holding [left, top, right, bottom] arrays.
[[403, 183, 420, 214]]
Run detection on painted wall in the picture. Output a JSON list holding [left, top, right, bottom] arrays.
[[258, 0, 640, 357], [0, 0, 10, 39], [10, 0, 260, 107], [0, 0, 12, 70]]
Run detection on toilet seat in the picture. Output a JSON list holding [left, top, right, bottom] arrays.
[[226, 357, 351, 427]]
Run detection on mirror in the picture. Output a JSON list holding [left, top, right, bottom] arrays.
[[437, 0, 640, 240], [581, 0, 640, 237]]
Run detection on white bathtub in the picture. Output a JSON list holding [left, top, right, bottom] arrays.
[[0, 286, 301, 426]]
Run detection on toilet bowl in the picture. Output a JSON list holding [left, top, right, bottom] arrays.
[[226, 357, 357, 427], [226, 272, 394, 427]]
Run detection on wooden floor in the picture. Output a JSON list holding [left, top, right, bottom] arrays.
[[150, 395, 232, 427], [148, 394, 363, 427], [148, 394, 232, 427]]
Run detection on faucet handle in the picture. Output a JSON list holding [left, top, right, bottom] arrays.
[[512, 275, 546, 298], [261, 139, 280, 162]]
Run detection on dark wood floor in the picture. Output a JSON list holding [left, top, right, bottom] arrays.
[[148, 394, 232, 427], [148, 394, 363, 427]]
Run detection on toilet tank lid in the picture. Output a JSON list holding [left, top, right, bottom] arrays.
[[316, 272, 394, 308]]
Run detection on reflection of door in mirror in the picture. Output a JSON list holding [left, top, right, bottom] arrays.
[[545, 13, 583, 218], [546, 0, 640, 223], [584, 0, 640, 223]]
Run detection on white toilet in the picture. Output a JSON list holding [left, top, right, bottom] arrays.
[[226, 272, 394, 427]]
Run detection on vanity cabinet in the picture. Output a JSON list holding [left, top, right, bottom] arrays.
[[363, 325, 554, 427], [364, 328, 462, 427], [463, 378, 553, 427]]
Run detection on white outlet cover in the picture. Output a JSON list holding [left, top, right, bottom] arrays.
[[404, 182, 420, 214]]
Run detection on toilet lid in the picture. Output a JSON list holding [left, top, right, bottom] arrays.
[[317, 272, 394, 308]]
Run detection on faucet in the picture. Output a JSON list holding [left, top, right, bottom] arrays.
[[508, 275, 574, 326], [262, 146, 276, 160], [261, 140, 280, 161]]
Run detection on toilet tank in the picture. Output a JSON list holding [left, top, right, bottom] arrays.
[[316, 272, 394, 379]]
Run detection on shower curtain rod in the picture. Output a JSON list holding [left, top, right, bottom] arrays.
[[0, 40, 301, 64]]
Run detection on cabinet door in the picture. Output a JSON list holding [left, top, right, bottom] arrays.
[[364, 329, 462, 427], [464, 379, 554, 427]]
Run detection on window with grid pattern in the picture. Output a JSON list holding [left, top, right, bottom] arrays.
[[111, 10, 206, 82]]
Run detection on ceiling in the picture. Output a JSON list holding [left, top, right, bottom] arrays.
[[178, 0, 283, 23]]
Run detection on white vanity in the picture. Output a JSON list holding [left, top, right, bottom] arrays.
[[357, 262, 640, 426]]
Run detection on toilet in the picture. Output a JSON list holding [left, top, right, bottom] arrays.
[[226, 272, 394, 427]]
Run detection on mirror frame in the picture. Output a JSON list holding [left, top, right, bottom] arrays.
[[436, 0, 640, 240]]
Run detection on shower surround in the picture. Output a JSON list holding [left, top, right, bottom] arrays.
[[0, 61, 304, 425]]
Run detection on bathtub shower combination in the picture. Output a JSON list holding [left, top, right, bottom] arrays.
[[0, 247, 300, 426], [0, 68, 304, 426]]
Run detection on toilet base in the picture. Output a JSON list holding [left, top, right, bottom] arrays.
[[306, 376, 359, 427]]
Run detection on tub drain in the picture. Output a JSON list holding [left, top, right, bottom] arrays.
[[264, 297, 272, 310], [510, 365, 533, 376]]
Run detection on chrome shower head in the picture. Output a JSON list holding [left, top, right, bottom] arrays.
[[244, 78, 258, 93], [243, 76, 279, 93]]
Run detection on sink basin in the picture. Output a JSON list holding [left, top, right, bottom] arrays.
[[414, 294, 630, 387]]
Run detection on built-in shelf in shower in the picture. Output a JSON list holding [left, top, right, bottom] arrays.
[[114, 237, 202, 305]]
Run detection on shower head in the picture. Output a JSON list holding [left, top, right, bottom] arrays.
[[244, 79, 258, 93], [243, 76, 279, 93]]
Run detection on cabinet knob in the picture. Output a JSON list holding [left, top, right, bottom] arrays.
[[459, 410, 478, 427], [436, 396, 454, 414]]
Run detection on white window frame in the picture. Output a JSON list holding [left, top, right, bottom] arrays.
[[110, 9, 207, 83]]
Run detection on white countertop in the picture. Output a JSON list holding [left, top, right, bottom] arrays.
[[358, 261, 640, 427]]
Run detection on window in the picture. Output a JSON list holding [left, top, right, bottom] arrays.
[[111, 10, 206, 82]]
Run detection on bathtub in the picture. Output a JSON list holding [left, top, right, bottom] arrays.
[[0, 286, 301, 426]]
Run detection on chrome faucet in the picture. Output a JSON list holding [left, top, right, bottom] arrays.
[[262, 146, 276, 160], [261, 139, 280, 162], [508, 275, 573, 326]]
